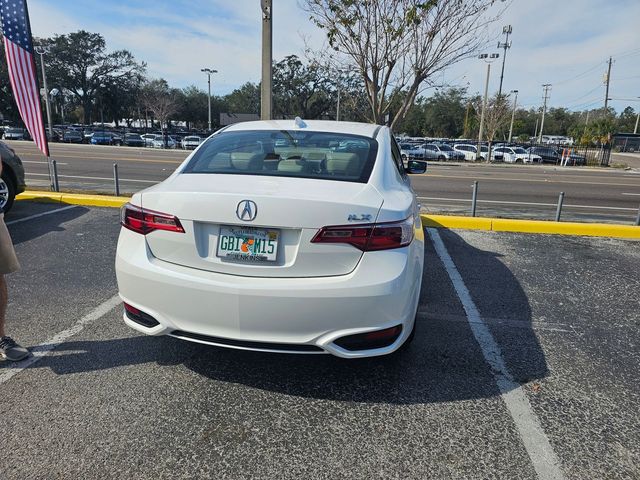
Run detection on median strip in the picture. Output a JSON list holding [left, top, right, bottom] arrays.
[[16, 191, 639, 239]]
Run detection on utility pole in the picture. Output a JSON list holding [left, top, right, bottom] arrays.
[[200, 68, 218, 131], [463, 102, 471, 138], [477, 53, 499, 159], [260, 0, 272, 120], [604, 56, 612, 113], [538, 84, 551, 144], [634, 111, 639, 134], [34, 45, 53, 137], [508, 90, 518, 142], [497, 25, 512, 97]]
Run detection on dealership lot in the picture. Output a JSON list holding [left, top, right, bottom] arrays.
[[9, 141, 640, 225], [0, 201, 638, 479]]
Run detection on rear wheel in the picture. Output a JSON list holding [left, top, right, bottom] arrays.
[[0, 169, 16, 213]]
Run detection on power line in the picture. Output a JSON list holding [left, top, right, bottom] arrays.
[[552, 61, 606, 86]]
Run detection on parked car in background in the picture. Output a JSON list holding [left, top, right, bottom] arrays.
[[151, 134, 177, 149], [453, 144, 479, 161], [63, 129, 84, 143], [451, 144, 503, 162], [83, 129, 95, 142], [422, 143, 465, 161], [123, 133, 145, 147], [399, 143, 425, 162], [181, 136, 202, 150], [3, 127, 28, 140], [493, 146, 542, 164], [90, 131, 123, 146], [0, 141, 26, 212], [45, 129, 62, 142], [141, 133, 156, 147], [525, 146, 585, 165]]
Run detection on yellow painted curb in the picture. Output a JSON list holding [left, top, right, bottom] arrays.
[[491, 218, 640, 239], [16, 191, 64, 203], [421, 214, 640, 239], [421, 214, 492, 230], [17, 190, 130, 208], [60, 193, 129, 208]]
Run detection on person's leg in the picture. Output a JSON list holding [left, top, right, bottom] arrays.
[[0, 273, 28, 361], [0, 273, 7, 338]]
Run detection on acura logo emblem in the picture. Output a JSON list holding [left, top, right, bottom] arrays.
[[236, 200, 257, 221]]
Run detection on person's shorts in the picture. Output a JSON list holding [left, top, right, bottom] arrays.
[[0, 213, 19, 274]]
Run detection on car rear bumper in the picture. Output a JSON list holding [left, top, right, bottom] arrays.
[[115, 228, 423, 358]]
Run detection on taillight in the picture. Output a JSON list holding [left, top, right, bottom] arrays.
[[121, 203, 185, 235], [311, 217, 413, 251]]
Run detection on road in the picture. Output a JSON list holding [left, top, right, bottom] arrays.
[[1, 201, 638, 479], [8, 140, 640, 224]]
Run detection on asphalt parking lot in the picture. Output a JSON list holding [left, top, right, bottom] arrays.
[[0, 201, 638, 479]]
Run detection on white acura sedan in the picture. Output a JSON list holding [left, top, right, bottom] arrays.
[[116, 119, 426, 358]]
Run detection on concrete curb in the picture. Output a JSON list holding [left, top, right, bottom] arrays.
[[17, 190, 130, 208], [16, 191, 639, 239], [422, 214, 640, 239]]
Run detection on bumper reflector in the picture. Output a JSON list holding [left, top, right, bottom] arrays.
[[123, 302, 160, 328], [334, 325, 403, 351]]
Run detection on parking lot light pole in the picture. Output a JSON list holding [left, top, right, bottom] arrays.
[[34, 45, 53, 138], [477, 53, 499, 160], [508, 90, 518, 142], [200, 68, 218, 131]]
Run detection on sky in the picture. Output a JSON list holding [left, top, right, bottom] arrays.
[[27, 0, 640, 114]]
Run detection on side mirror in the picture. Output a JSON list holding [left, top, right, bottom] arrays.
[[406, 160, 427, 174]]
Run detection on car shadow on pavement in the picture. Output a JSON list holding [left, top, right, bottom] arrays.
[[8, 228, 549, 406], [7, 204, 89, 245]]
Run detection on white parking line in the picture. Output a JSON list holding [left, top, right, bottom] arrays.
[[0, 295, 121, 385], [621, 192, 640, 196], [418, 196, 637, 211], [427, 228, 566, 480], [6, 205, 79, 226]]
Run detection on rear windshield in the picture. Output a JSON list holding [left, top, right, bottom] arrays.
[[183, 130, 378, 183]]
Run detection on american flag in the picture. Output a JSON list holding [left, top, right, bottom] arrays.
[[0, 0, 49, 157]]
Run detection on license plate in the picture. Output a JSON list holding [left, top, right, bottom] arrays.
[[217, 226, 279, 262]]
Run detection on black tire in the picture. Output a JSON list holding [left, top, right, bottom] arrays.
[[0, 169, 16, 213], [438, 155, 445, 161]]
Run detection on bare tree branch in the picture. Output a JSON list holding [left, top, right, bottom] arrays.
[[303, 0, 507, 127]]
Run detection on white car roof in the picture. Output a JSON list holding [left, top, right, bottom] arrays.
[[223, 120, 381, 138]]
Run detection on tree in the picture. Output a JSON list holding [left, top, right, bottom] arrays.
[[140, 79, 178, 130], [423, 87, 469, 138], [273, 55, 333, 119], [474, 93, 511, 161], [44, 30, 145, 124], [304, 0, 505, 127], [224, 82, 261, 114], [177, 86, 208, 129]]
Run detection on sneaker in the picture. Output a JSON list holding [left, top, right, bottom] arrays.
[[0, 336, 30, 362]]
